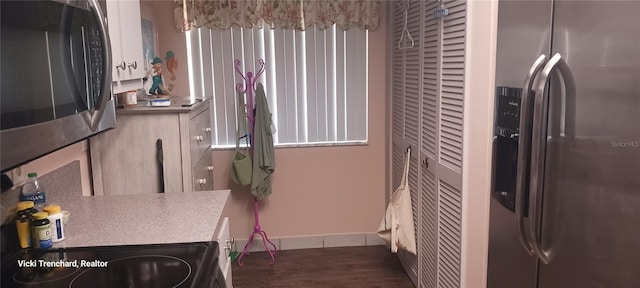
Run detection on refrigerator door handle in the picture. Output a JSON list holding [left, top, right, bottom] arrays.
[[529, 53, 576, 264], [515, 54, 547, 256]]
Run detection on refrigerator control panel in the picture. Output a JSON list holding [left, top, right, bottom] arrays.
[[496, 86, 522, 133]]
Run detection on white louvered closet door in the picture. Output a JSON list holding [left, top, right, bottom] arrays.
[[391, 0, 406, 191], [437, 1, 466, 287], [392, 0, 423, 285], [420, 1, 441, 287], [391, 0, 467, 287]]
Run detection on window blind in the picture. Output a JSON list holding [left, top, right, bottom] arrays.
[[186, 25, 368, 147]]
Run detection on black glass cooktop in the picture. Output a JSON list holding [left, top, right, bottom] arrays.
[[1, 242, 223, 288]]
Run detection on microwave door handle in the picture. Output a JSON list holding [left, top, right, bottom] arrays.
[[86, 0, 112, 131], [60, 6, 92, 112], [516, 54, 546, 256]]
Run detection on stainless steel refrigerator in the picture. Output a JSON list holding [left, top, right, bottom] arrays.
[[488, 0, 640, 287]]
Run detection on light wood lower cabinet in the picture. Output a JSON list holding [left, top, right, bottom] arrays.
[[215, 217, 233, 287], [90, 101, 213, 195]]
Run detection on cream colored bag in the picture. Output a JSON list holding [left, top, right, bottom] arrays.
[[377, 148, 417, 255]]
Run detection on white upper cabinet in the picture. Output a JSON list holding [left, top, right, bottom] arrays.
[[106, 0, 145, 94]]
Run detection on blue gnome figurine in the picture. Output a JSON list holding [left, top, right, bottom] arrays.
[[147, 57, 165, 95]]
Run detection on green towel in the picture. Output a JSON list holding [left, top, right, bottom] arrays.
[[251, 84, 276, 200]]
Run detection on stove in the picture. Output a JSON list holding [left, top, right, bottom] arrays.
[[1, 242, 225, 288]]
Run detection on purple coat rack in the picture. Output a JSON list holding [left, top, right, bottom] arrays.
[[234, 59, 277, 266]]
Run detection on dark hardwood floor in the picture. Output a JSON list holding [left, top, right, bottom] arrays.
[[231, 245, 415, 288]]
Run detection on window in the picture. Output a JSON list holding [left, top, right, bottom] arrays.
[[186, 25, 368, 148]]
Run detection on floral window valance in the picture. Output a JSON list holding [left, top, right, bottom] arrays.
[[174, 0, 380, 31]]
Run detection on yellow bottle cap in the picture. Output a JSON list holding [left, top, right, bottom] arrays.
[[43, 205, 61, 214], [17, 201, 34, 211], [32, 212, 48, 220]]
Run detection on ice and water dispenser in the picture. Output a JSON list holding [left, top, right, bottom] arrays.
[[492, 87, 524, 212]]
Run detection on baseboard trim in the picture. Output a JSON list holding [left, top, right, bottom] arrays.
[[233, 233, 387, 252]]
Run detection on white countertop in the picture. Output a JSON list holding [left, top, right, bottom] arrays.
[[53, 190, 229, 248]]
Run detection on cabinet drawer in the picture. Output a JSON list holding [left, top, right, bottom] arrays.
[[192, 151, 213, 191], [189, 109, 212, 163]]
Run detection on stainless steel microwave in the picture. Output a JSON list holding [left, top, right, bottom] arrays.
[[1, 0, 115, 172]]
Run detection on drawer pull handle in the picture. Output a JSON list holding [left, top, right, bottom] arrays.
[[207, 166, 214, 171], [224, 238, 235, 253], [195, 135, 204, 142], [197, 178, 207, 185], [127, 61, 137, 69], [115, 61, 126, 70], [205, 127, 212, 133]]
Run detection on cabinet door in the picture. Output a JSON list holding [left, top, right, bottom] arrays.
[[106, 0, 145, 86], [91, 114, 184, 195], [215, 217, 233, 288], [106, 0, 122, 82], [116, 0, 145, 80]]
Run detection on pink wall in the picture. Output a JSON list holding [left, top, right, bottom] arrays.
[[134, 0, 388, 239], [214, 7, 389, 239]]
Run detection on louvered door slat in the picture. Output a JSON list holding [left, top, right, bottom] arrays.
[[442, 62, 465, 71], [392, 142, 405, 190], [420, 170, 438, 288], [440, 84, 464, 173], [443, 44, 466, 54], [444, 17, 466, 28], [445, 0, 467, 12], [441, 138, 463, 156], [438, 181, 462, 288], [442, 74, 465, 82], [443, 23, 466, 34], [409, 153, 420, 236], [440, 146, 462, 161], [440, 148, 463, 173], [442, 87, 465, 96], [403, 157, 419, 288], [443, 30, 466, 41], [392, 0, 406, 138], [404, 0, 422, 147], [422, 7, 439, 161]]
